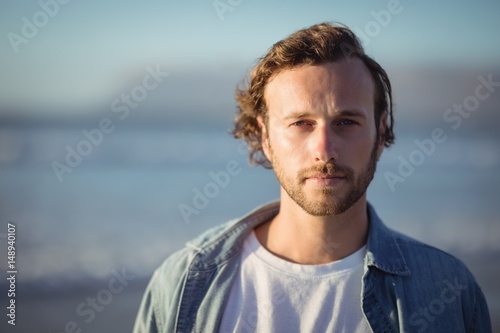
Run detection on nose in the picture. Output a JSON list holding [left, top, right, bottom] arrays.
[[311, 124, 339, 163]]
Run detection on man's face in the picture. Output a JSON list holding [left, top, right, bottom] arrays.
[[261, 58, 385, 216]]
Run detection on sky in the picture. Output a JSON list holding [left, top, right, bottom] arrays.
[[0, 0, 499, 118]]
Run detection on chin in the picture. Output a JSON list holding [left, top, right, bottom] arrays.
[[299, 198, 347, 216]]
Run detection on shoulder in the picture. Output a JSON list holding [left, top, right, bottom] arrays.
[[366, 204, 475, 283], [149, 201, 280, 297], [366, 204, 491, 331], [390, 229, 486, 311], [136, 219, 241, 332], [153, 217, 240, 284], [391, 229, 474, 281], [390, 230, 491, 331]]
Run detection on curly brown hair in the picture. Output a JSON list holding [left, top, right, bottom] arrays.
[[232, 22, 395, 168]]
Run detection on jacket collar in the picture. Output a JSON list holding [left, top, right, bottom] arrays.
[[186, 201, 280, 270], [188, 201, 410, 276], [365, 203, 410, 276]]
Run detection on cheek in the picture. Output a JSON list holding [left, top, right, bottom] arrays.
[[267, 132, 306, 176], [269, 129, 307, 157], [334, 133, 376, 164]]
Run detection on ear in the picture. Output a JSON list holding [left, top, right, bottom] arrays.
[[257, 115, 271, 161], [376, 112, 387, 160]]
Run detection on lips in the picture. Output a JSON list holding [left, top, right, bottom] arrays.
[[306, 173, 344, 179], [305, 174, 345, 186]]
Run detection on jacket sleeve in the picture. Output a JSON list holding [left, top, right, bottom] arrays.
[[133, 270, 161, 333], [132, 248, 194, 333], [470, 283, 492, 333]]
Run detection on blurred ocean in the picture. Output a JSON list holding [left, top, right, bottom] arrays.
[[0, 125, 499, 332]]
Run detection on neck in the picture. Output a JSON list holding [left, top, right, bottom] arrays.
[[254, 190, 369, 264]]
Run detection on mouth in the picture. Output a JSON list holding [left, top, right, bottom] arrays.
[[305, 174, 346, 186]]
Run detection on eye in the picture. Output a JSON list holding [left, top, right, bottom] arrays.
[[292, 120, 308, 127], [291, 120, 312, 127], [336, 119, 357, 126]]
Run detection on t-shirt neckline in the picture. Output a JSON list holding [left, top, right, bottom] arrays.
[[245, 230, 366, 278]]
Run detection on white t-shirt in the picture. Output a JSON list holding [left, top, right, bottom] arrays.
[[219, 231, 372, 333]]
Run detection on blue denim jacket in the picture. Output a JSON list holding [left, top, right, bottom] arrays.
[[133, 201, 491, 333]]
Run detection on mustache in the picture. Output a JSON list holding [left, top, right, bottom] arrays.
[[298, 163, 354, 181]]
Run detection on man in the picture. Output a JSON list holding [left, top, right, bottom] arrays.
[[133, 23, 491, 332]]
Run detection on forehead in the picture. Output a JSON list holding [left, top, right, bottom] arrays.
[[264, 58, 376, 116]]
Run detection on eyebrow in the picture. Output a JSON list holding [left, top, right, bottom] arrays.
[[283, 109, 367, 121]]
